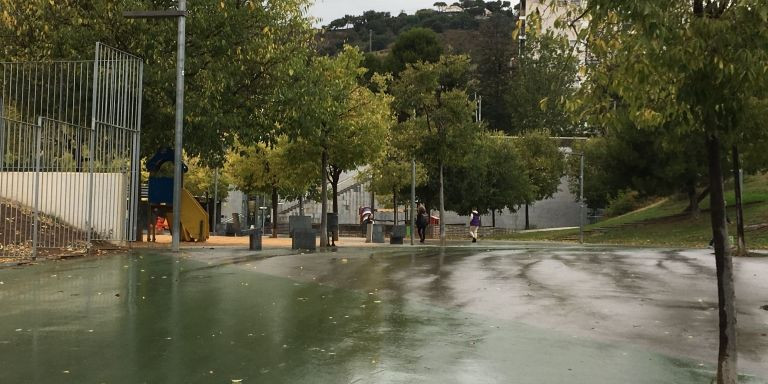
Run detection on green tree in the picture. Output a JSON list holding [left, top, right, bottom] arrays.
[[474, 15, 516, 132], [0, 0, 314, 165], [323, 72, 393, 218], [360, 119, 429, 225], [444, 133, 528, 221], [184, 157, 231, 201], [285, 46, 393, 247], [392, 55, 480, 243], [508, 26, 580, 136], [512, 131, 565, 229], [566, 122, 709, 215], [575, 2, 768, 381], [225, 139, 322, 238], [565, 137, 613, 210], [388, 27, 444, 73]]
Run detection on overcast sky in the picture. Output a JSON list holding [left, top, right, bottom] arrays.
[[308, 0, 439, 26]]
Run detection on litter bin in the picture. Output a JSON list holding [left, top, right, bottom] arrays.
[[249, 228, 262, 251], [390, 225, 406, 244], [292, 228, 317, 250], [371, 224, 385, 243]]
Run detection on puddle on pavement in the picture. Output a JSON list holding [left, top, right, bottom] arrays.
[[0, 250, 764, 384]]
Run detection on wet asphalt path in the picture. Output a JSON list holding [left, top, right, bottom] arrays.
[[0, 243, 766, 383]]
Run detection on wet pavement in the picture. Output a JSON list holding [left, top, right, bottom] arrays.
[[0, 243, 766, 383]]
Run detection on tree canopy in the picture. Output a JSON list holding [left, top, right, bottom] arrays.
[[0, 0, 315, 166], [391, 55, 480, 241], [282, 46, 393, 246], [573, 1, 768, 381]]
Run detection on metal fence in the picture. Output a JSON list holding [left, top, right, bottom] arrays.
[[0, 43, 143, 261]]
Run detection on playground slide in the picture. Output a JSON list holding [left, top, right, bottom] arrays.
[[167, 189, 209, 242]]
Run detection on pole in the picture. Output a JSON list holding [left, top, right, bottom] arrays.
[[474, 93, 483, 123], [411, 159, 416, 245], [171, 0, 186, 252], [87, 43, 101, 251], [579, 152, 584, 244], [519, 0, 527, 53], [212, 168, 218, 236], [33, 118, 42, 260], [370, 191, 375, 218], [732, 146, 746, 256]]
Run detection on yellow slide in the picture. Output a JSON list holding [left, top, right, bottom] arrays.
[[167, 188, 210, 242]]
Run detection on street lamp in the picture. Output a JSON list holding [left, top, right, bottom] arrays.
[[124, 1, 187, 252]]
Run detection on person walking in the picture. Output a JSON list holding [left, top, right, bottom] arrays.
[[416, 204, 428, 243], [469, 209, 480, 243]]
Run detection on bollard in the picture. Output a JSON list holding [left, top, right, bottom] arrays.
[[292, 228, 317, 250], [390, 225, 406, 245], [249, 229, 262, 250], [371, 224, 385, 243]]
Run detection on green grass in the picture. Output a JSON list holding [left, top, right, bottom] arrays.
[[498, 174, 768, 250]]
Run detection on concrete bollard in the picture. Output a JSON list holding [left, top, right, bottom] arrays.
[[292, 228, 317, 250], [371, 224, 385, 243], [249, 229, 262, 251], [390, 225, 406, 244]]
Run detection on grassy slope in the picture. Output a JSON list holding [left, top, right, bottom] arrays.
[[500, 174, 768, 249]]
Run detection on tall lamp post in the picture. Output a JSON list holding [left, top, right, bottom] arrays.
[[124, 1, 187, 252]]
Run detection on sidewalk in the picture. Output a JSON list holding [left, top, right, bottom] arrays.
[[131, 234, 402, 249], [518, 226, 578, 233]]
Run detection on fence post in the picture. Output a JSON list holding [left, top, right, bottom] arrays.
[[87, 43, 101, 249], [33, 117, 42, 260], [0, 101, 5, 171], [579, 152, 585, 244], [128, 60, 144, 242]]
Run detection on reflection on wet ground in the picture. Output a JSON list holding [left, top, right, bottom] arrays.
[[0, 244, 766, 383]]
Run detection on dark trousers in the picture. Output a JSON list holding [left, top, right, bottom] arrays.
[[417, 226, 426, 242]]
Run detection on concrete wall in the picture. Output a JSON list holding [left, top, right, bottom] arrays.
[[276, 173, 584, 230], [439, 176, 585, 230], [219, 189, 246, 223], [0, 172, 127, 238]]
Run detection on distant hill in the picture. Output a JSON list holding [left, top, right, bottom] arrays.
[[317, 1, 517, 56]]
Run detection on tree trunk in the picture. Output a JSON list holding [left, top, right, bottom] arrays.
[[271, 185, 278, 238], [492, 210, 496, 227], [299, 195, 304, 216], [331, 168, 341, 214], [707, 135, 738, 384], [320, 149, 328, 248], [330, 168, 341, 242], [686, 183, 700, 217], [370, 191, 375, 213], [393, 189, 398, 226], [732, 145, 746, 256], [525, 203, 530, 230], [439, 162, 446, 245]]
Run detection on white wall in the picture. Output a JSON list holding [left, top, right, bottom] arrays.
[[0, 172, 127, 239], [280, 173, 584, 230], [440, 176, 585, 229], [219, 188, 245, 222]]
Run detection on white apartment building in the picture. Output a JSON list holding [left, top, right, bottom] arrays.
[[522, 0, 588, 66]]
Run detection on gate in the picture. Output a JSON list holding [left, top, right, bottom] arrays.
[[0, 43, 143, 261]]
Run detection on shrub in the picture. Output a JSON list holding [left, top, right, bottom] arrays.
[[605, 189, 646, 217]]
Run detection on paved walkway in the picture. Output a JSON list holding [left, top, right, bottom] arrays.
[[132, 234, 428, 249], [1, 244, 766, 383]]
